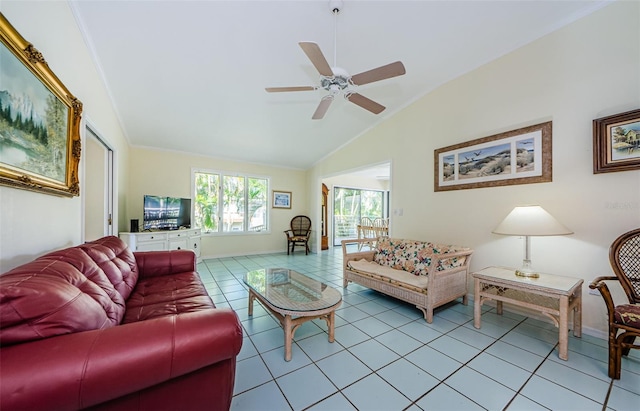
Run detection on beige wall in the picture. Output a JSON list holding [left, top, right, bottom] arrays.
[[126, 147, 308, 257], [323, 174, 389, 192], [0, 2, 130, 272], [309, 1, 640, 337]]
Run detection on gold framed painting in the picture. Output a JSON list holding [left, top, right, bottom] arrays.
[[434, 122, 552, 191], [0, 13, 82, 197], [593, 109, 640, 174]]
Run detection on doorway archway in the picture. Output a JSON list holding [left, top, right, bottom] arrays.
[[320, 162, 390, 249]]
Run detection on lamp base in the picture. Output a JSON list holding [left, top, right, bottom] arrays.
[[515, 255, 539, 278], [515, 269, 539, 278]]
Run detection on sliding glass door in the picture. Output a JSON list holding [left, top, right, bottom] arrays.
[[333, 187, 387, 246]]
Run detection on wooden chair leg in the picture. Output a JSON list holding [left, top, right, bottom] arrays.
[[608, 346, 617, 379], [608, 329, 617, 378], [614, 344, 622, 379], [609, 333, 640, 379], [621, 335, 636, 356]]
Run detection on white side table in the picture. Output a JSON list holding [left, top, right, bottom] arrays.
[[473, 266, 583, 360]]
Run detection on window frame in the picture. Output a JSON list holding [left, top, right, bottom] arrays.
[[191, 168, 270, 236]]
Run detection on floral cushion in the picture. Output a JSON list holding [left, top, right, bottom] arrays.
[[614, 304, 640, 328], [373, 237, 469, 276]]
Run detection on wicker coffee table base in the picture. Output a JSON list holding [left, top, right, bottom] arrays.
[[248, 289, 341, 361]]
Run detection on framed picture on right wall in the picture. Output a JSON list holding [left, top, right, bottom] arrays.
[[434, 122, 552, 191], [593, 109, 640, 174]]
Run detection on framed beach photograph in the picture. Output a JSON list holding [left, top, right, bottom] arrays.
[[273, 190, 292, 209], [593, 109, 640, 174], [434, 121, 552, 191], [0, 14, 83, 197]]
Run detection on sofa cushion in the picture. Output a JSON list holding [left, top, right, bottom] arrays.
[[373, 237, 469, 276], [347, 259, 429, 291], [77, 236, 139, 300], [123, 271, 215, 323], [614, 304, 640, 328], [0, 236, 139, 346], [0, 258, 120, 345]]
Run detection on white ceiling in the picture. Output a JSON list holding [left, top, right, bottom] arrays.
[[69, 0, 610, 171]]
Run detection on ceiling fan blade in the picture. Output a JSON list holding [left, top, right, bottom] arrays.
[[346, 93, 385, 115], [312, 95, 334, 120], [299, 42, 334, 77], [265, 86, 316, 93], [350, 61, 406, 86]]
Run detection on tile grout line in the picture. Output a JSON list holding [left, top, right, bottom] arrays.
[[406, 314, 530, 411], [199, 253, 637, 410]]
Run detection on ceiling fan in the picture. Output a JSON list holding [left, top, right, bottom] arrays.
[[265, 1, 406, 120]]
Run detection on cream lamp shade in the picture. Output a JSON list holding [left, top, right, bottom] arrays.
[[493, 205, 573, 278]]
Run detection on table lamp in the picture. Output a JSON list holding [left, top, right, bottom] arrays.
[[492, 205, 573, 278]]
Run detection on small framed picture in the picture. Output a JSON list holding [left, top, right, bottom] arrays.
[[593, 109, 640, 174], [273, 190, 292, 209]]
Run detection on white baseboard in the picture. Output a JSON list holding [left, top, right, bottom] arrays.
[[199, 249, 287, 260]]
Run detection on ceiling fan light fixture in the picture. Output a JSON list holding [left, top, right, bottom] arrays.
[[320, 70, 350, 91]]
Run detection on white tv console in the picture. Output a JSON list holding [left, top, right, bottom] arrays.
[[119, 228, 201, 261]]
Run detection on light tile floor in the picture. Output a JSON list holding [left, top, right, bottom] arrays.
[[196, 249, 640, 411]]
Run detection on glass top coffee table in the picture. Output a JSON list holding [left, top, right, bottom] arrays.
[[244, 268, 342, 361]]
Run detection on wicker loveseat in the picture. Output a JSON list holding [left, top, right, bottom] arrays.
[[342, 237, 474, 323]]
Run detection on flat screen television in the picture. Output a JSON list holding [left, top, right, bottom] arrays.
[[143, 195, 191, 231]]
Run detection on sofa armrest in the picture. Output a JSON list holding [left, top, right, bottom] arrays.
[[423, 249, 473, 306], [426, 249, 474, 276], [341, 239, 376, 268], [0, 308, 243, 411], [134, 249, 196, 278]]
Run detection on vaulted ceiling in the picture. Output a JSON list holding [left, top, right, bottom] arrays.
[[69, 0, 609, 170]]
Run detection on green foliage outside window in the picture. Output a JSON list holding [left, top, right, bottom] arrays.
[[194, 173, 219, 233], [194, 171, 268, 234], [333, 187, 385, 238]]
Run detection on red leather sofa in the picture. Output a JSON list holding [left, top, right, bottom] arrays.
[[0, 236, 243, 411]]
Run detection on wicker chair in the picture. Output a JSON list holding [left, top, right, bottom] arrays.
[[590, 228, 640, 379], [284, 215, 312, 255]]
